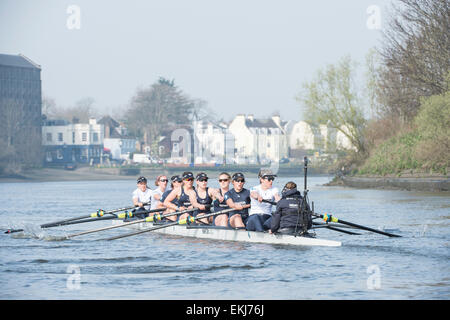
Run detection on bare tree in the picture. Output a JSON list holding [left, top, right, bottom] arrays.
[[297, 55, 368, 155], [378, 0, 450, 122], [125, 78, 196, 152]]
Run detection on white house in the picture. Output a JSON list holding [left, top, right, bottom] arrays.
[[286, 120, 355, 155], [42, 118, 104, 165], [193, 120, 235, 165], [228, 114, 288, 165], [98, 116, 137, 161]]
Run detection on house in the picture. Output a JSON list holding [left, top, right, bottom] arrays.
[[193, 120, 235, 165], [286, 120, 356, 156], [42, 118, 104, 165], [98, 116, 137, 161], [228, 114, 288, 165]]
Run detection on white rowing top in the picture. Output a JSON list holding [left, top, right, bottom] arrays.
[[249, 185, 279, 215], [132, 188, 152, 210], [150, 187, 164, 210]]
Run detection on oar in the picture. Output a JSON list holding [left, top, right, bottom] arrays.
[[64, 208, 197, 239], [4, 204, 158, 234], [40, 202, 151, 228], [312, 222, 361, 235], [315, 212, 401, 237], [104, 208, 237, 241], [261, 199, 401, 238]]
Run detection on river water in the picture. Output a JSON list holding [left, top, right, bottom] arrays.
[[0, 176, 449, 300]]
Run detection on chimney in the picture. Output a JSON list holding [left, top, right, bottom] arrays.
[[272, 115, 281, 127], [247, 114, 254, 122]]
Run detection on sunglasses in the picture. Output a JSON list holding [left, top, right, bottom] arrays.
[[159, 179, 168, 182], [184, 178, 194, 182], [235, 179, 245, 183], [218, 179, 229, 182], [263, 176, 275, 181], [198, 178, 208, 182]]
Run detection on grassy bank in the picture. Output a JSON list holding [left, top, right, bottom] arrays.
[[357, 91, 449, 177]]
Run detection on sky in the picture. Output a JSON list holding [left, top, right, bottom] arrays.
[[0, 0, 392, 122]]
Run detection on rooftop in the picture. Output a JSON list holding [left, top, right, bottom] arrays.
[[0, 53, 41, 69]]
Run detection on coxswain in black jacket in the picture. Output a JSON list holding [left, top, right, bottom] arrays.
[[270, 186, 312, 234]]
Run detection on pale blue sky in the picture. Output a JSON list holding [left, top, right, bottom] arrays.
[[0, 0, 392, 121]]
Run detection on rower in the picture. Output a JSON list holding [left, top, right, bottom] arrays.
[[270, 181, 312, 235], [224, 173, 251, 228], [191, 172, 217, 224], [130, 176, 152, 220], [150, 175, 168, 211], [158, 175, 183, 222], [247, 169, 281, 232], [213, 172, 231, 227], [163, 171, 195, 222]]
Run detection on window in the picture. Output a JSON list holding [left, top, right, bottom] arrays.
[[93, 132, 99, 142], [56, 149, 63, 160], [82, 132, 87, 142], [72, 132, 75, 144], [46, 133, 52, 142], [58, 133, 63, 142]]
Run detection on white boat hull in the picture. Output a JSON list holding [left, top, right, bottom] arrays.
[[112, 220, 342, 247]]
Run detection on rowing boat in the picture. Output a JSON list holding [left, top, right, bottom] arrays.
[[111, 220, 342, 247]]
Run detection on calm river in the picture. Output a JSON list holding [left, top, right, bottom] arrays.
[[0, 176, 449, 300]]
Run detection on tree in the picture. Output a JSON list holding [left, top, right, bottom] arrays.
[[48, 96, 97, 123], [297, 55, 368, 155], [125, 78, 196, 152], [377, 0, 450, 122], [0, 98, 42, 174]]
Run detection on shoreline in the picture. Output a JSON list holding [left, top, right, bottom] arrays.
[[326, 174, 450, 192], [0, 166, 329, 184]]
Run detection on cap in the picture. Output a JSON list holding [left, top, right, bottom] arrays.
[[182, 172, 194, 180], [196, 172, 208, 180], [258, 169, 277, 178], [137, 176, 147, 184], [171, 175, 182, 182], [232, 172, 245, 181]]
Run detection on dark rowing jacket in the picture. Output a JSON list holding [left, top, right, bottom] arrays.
[[270, 188, 312, 233]]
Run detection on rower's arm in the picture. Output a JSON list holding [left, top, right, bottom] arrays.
[[163, 189, 179, 211], [188, 190, 205, 210]]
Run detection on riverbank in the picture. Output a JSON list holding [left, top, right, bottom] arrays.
[[0, 165, 325, 183], [326, 173, 450, 192]]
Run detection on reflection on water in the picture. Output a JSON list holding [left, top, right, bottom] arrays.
[[0, 176, 449, 299]]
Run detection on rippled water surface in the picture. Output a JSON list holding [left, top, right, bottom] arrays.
[[1, 176, 449, 299]]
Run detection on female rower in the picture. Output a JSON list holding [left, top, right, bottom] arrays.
[[131, 176, 152, 219], [150, 175, 168, 211], [158, 175, 183, 222], [213, 172, 231, 227], [247, 169, 281, 232], [224, 173, 251, 228], [163, 172, 195, 222], [190, 172, 218, 224]]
